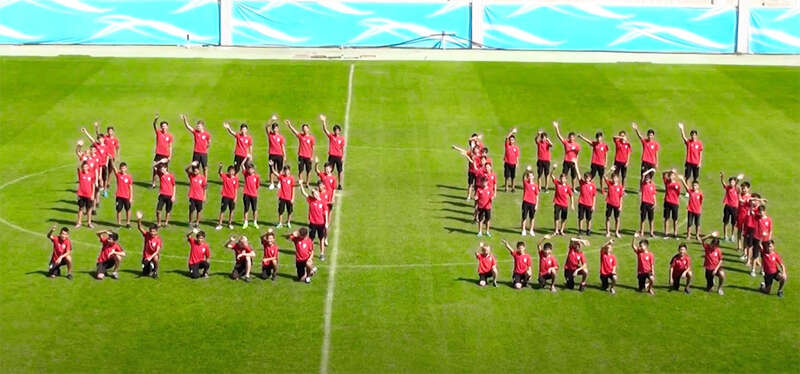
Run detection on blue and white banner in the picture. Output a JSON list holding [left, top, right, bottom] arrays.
[[231, 0, 470, 47], [749, 8, 800, 54], [0, 0, 219, 45], [482, 4, 736, 53]]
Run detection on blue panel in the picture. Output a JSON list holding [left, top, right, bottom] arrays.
[[482, 4, 736, 53], [0, 0, 219, 45], [750, 8, 800, 54], [231, 1, 470, 47]]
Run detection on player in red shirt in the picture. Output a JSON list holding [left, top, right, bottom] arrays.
[[503, 128, 520, 192], [181, 114, 211, 175], [452, 144, 482, 201], [288, 228, 318, 283], [153, 160, 176, 227], [577, 172, 597, 236], [638, 168, 657, 237], [266, 115, 286, 189], [321, 114, 346, 189], [80, 126, 111, 197], [109, 162, 134, 227], [242, 162, 261, 229], [151, 114, 173, 188], [535, 130, 554, 192], [315, 159, 338, 223], [603, 167, 625, 238], [744, 194, 767, 274], [520, 168, 540, 236], [735, 181, 752, 255], [286, 119, 316, 187], [564, 238, 590, 291], [678, 122, 703, 182], [135, 211, 161, 279], [599, 239, 617, 294], [551, 168, 575, 236], [185, 162, 208, 228], [94, 230, 126, 280], [76, 161, 96, 228], [186, 229, 211, 278], [662, 169, 683, 239], [299, 183, 328, 261], [46, 225, 73, 279], [536, 235, 559, 292], [668, 243, 693, 294], [700, 233, 725, 295], [632, 122, 659, 178], [260, 229, 279, 281], [750, 204, 773, 276], [475, 242, 498, 287], [223, 122, 253, 173], [680, 177, 704, 241], [632, 233, 656, 295], [553, 121, 581, 190], [502, 239, 532, 289], [759, 241, 787, 297], [269, 161, 295, 228], [578, 132, 609, 190], [719, 172, 743, 242], [94, 122, 120, 169], [225, 235, 256, 282], [474, 180, 494, 237], [216, 163, 240, 230], [612, 131, 632, 186]]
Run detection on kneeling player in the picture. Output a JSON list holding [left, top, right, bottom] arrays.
[[136, 211, 162, 279], [599, 239, 617, 294], [632, 233, 655, 295], [288, 228, 318, 283], [760, 241, 787, 297], [564, 238, 590, 291], [668, 243, 692, 294], [187, 229, 211, 278], [701, 232, 725, 295], [46, 225, 73, 279], [536, 236, 559, 292], [94, 230, 126, 280], [226, 235, 255, 281], [502, 239, 531, 289], [260, 229, 279, 280], [475, 242, 498, 287]]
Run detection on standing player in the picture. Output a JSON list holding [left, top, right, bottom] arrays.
[[216, 163, 240, 230], [700, 232, 726, 295], [185, 162, 208, 228], [260, 229, 279, 281], [222, 122, 253, 173], [736, 182, 752, 257], [668, 243, 692, 294], [612, 130, 632, 186], [186, 229, 210, 278], [760, 241, 787, 297], [94, 230, 126, 280], [269, 161, 295, 228], [744, 194, 767, 275], [720, 172, 743, 242], [320, 114, 345, 189], [599, 239, 617, 294], [109, 162, 134, 227], [288, 228, 318, 283], [678, 123, 703, 182], [503, 128, 520, 192], [603, 167, 625, 238], [578, 132, 609, 189], [299, 184, 328, 261], [80, 127, 110, 197], [632, 122, 659, 178], [154, 160, 176, 227], [475, 242, 498, 287], [535, 130, 553, 192], [753, 205, 773, 276], [136, 211, 161, 279], [551, 168, 574, 236], [266, 115, 286, 190], [638, 168, 657, 237], [520, 167, 540, 236], [632, 233, 656, 295], [553, 121, 581, 190], [502, 239, 532, 290], [564, 238, 590, 291], [576, 172, 597, 236], [451, 144, 481, 200], [181, 114, 211, 175], [536, 235, 559, 292], [242, 162, 261, 229], [151, 114, 173, 188], [315, 159, 338, 223], [662, 169, 683, 239], [226, 235, 255, 282], [286, 119, 316, 186], [94, 122, 120, 172], [680, 178, 704, 241], [75, 161, 96, 228], [46, 225, 73, 279], [474, 180, 494, 237]]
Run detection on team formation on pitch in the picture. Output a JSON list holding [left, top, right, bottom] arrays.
[[47, 115, 786, 296]]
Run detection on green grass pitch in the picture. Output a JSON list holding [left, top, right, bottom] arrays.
[[0, 56, 798, 373]]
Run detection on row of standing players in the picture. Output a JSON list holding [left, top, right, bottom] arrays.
[[454, 121, 786, 296]]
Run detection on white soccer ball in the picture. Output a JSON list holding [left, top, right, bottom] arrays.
[[479, 280, 486, 286]]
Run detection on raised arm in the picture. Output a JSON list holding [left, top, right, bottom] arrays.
[[46, 224, 57, 240], [537, 235, 552, 252], [678, 122, 688, 143], [74, 141, 84, 159], [314, 157, 321, 175], [631, 234, 639, 253], [80, 127, 97, 144], [152, 114, 159, 132], [95, 229, 112, 239], [552, 121, 565, 142], [285, 119, 300, 137], [320, 114, 330, 137], [136, 211, 146, 235], [505, 128, 517, 141], [642, 168, 656, 178], [93, 121, 102, 138], [181, 114, 194, 133], [299, 183, 310, 198], [631, 122, 644, 140], [217, 162, 223, 177], [500, 239, 515, 255], [677, 174, 690, 191], [184, 163, 193, 177], [222, 122, 236, 137], [577, 133, 593, 144]]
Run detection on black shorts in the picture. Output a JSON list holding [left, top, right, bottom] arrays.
[[564, 268, 585, 289], [750, 236, 762, 258], [640, 202, 654, 222], [262, 263, 276, 278], [512, 272, 530, 286], [705, 269, 717, 288], [578, 204, 593, 221], [537, 273, 554, 287], [687, 212, 701, 227], [115, 197, 131, 212], [156, 194, 173, 213], [298, 156, 312, 173], [328, 155, 343, 173], [723, 205, 737, 224], [233, 155, 246, 171], [562, 161, 578, 179], [554, 205, 568, 221], [600, 274, 616, 289], [764, 272, 780, 288], [521, 202, 536, 220], [467, 172, 476, 186], [296, 260, 308, 279], [590, 164, 605, 179], [327, 203, 334, 213], [637, 273, 653, 290], [77, 196, 93, 210], [684, 162, 700, 181], [231, 260, 249, 279], [640, 161, 655, 175], [310, 224, 327, 240], [663, 202, 679, 220], [153, 154, 169, 165], [744, 228, 758, 250], [243, 194, 257, 213], [189, 261, 210, 278], [614, 161, 628, 180], [100, 165, 109, 181], [189, 198, 204, 213], [269, 154, 284, 172], [504, 163, 516, 179], [192, 152, 208, 169], [220, 197, 235, 212], [605, 204, 620, 220], [96, 259, 115, 275], [278, 199, 293, 215], [477, 208, 491, 222], [141, 259, 156, 275], [478, 271, 495, 283], [48, 258, 68, 276], [536, 160, 550, 177]]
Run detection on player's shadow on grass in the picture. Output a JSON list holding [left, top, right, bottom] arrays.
[[165, 270, 229, 279], [437, 193, 467, 201], [439, 215, 473, 224], [725, 285, 763, 294], [47, 218, 118, 227], [720, 265, 751, 274], [62, 189, 77, 194], [49, 207, 78, 214], [25, 270, 51, 277], [456, 277, 516, 289], [436, 184, 464, 191], [443, 226, 477, 235], [54, 199, 77, 205], [438, 200, 473, 209]]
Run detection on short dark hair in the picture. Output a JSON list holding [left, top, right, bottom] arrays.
[[282, 165, 291, 172], [741, 181, 751, 188], [299, 227, 309, 236], [240, 123, 248, 130], [227, 166, 235, 172], [271, 123, 279, 130], [149, 225, 158, 231], [109, 232, 119, 241], [568, 132, 576, 137], [106, 126, 115, 131], [758, 205, 766, 213], [618, 130, 626, 136], [690, 130, 698, 136], [120, 162, 127, 167], [647, 129, 655, 136], [595, 131, 603, 138], [160, 121, 168, 126], [678, 243, 688, 250], [60, 227, 70, 234], [640, 239, 649, 247], [710, 238, 720, 246], [481, 147, 488, 153], [516, 241, 525, 248], [543, 243, 552, 251], [333, 125, 342, 132], [197, 231, 206, 238]]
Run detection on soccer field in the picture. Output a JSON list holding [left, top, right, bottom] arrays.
[[0, 56, 798, 373]]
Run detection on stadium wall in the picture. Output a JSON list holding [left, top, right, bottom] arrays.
[[0, 0, 797, 54]]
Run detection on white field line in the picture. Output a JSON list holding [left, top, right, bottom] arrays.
[[319, 63, 354, 374]]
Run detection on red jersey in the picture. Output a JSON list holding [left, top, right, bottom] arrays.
[[636, 250, 654, 274], [484, 172, 497, 191], [142, 232, 161, 258], [664, 177, 681, 205], [277, 174, 294, 201], [319, 188, 333, 205], [562, 139, 580, 162], [93, 142, 108, 165], [77, 170, 96, 198], [188, 174, 207, 201], [640, 181, 656, 205], [307, 196, 327, 225], [193, 130, 211, 154], [688, 190, 703, 214], [243, 171, 260, 197], [703, 243, 722, 270], [538, 251, 558, 276], [220, 173, 239, 199], [97, 237, 121, 263], [291, 235, 313, 262], [512, 252, 532, 274], [327, 133, 345, 157], [187, 237, 210, 265], [536, 140, 552, 162], [475, 185, 493, 210], [605, 180, 624, 208], [297, 133, 315, 158], [737, 192, 752, 219], [552, 179, 572, 208], [159, 172, 176, 197], [670, 253, 691, 273], [106, 135, 119, 158], [155, 130, 173, 157], [756, 215, 773, 241], [504, 141, 520, 165], [564, 248, 586, 271], [746, 207, 759, 229], [522, 180, 539, 204], [723, 185, 738, 208], [468, 153, 481, 174], [233, 243, 253, 263], [641, 139, 659, 164], [578, 180, 597, 208], [600, 252, 616, 276], [762, 251, 783, 274], [684, 139, 703, 165], [115, 171, 132, 199], [476, 253, 497, 274], [268, 132, 286, 156], [50, 236, 71, 263], [613, 138, 632, 164], [319, 172, 338, 193], [590, 141, 609, 166], [261, 240, 279, 266], [81, 154, 99, 173], [234, 133, 253, 157]]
